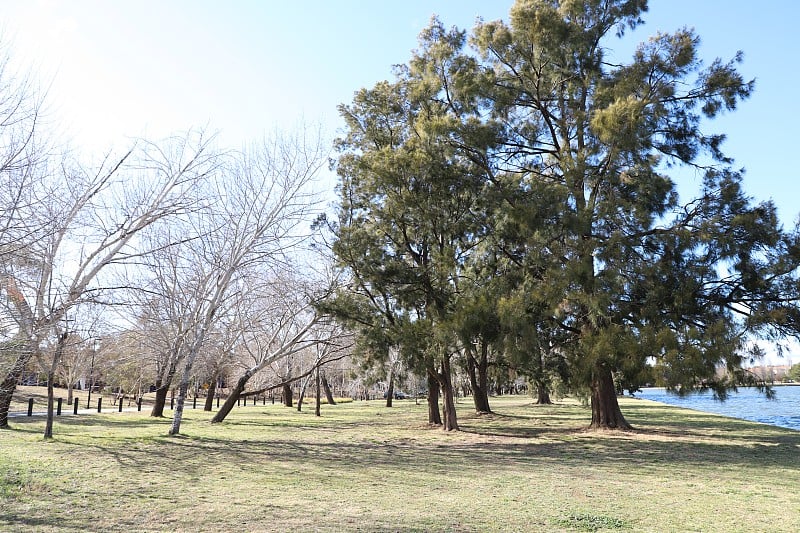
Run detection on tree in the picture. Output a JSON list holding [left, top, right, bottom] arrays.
[[164, 130, 326, 436], [0, 131, 216, 432], [331, 22, 496, 430], [469, 0, 800, 428]]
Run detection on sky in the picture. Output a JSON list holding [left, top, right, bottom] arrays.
[[2, 1, 798, 364], [1, 0, 798, 226]]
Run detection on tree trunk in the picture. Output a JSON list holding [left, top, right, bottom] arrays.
[[210, 373, 248, 423], [168, 379, 190, 435], [426, 368, 442, 426], [0, 342, 33, 429], [438, 356, 459, 431], [385, 369, 395, 408], [321, 374, 336, 405], [44, 332, 68, 439], [536, 381, 552, 405], [466, 348, 491, 414], [314, 366, 321, 417], [282, 383, 293, 407], [589, 363, 632, 430], [43, 370, 55, 439], [151, 385, 170, 417], [67, 382, 74, 405], [204, 376, 217, 412], [298, 372, 313, 412]]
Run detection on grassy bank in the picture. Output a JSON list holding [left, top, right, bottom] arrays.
[[1, 394, 798, 532]]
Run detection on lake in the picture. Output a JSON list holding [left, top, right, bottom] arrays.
[[636, 385, 800, 431]]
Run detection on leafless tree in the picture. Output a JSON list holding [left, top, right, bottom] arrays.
[[0, 130, 217, 433], [161, 129, 327, 436]]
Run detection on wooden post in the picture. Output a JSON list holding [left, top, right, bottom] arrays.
[[27, 398, 33, 416], [97, 397, 102, 413], [137, 398, 142, 412], [73, 397, 79, 415], [57, 398, 63, 416]]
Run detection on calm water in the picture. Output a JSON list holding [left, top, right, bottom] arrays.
[[637, 385, 800, 431]]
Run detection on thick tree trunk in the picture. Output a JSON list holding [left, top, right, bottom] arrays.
[[66, 383, 74, 405], [589, 364, 632, 430], [438, 356, 459, 431], [204, 377, 217, 412], [321, 374, 336, 405], [282, 383, 293, 407], [151, 385, 170, 417], [426, 370, 442, 426], [0, 343, 33, 429], [385, 369, 395, 408], [467, 348, 491, 414], [535, 381, 552, 405], [211, 374, 248, 423]]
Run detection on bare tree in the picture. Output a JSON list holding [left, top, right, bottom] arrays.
[[164, 129, 327, 436], [0, 130, 217, 432]]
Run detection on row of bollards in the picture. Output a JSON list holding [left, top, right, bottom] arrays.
[[24, 392, 277, 417]]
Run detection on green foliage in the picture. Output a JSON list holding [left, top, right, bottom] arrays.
[[327, 0, 800, 427], [788, 364, 800, 382]]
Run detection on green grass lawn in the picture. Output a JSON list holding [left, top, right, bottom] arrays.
[[1, 394, 798, 532]]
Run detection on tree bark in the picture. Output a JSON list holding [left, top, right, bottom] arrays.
[[535, 381, 552, 404], [589, 363, 632, 430], [426, 368, 442, 426], [44, 332, 68, 439], [43, 370, 55, 439], [204, 376, 217, 412], [210, 373, 248, 423], [151, 384, 170, 417], [385, 369, 395, 408], [168, 379, 190, 435], [0, 342, 33, 429], [438, 356, 459, 431], [467, 348, 491, 414], [282, 383, 293, 407], [314, 366, 321, 417], [321, 374, 336, 405]]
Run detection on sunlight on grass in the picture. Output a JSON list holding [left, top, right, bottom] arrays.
[[1, 396, 799, 532]]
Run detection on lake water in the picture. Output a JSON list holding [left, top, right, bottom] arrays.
[[636, 385, 800, 431]]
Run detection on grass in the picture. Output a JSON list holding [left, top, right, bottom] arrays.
[[1, 392, 799, 532]]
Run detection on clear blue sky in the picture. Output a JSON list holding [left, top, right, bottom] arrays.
[[1, 0, 798, 228]]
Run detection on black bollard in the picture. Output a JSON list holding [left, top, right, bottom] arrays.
[[170, 397, 174, 410], [244, 396, 247, 407], [137, 398, 142, 412], [271, 394, 275, 405], [216, 395, 220, 408], [193, 396, 197, 409], [57, 398, 63, 416], [27, 398, 33, 416], [118, 398, 123, 412], [263, 395, 266, 406], [74, 397, 79, 415], [97, 397, 102, 413]]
